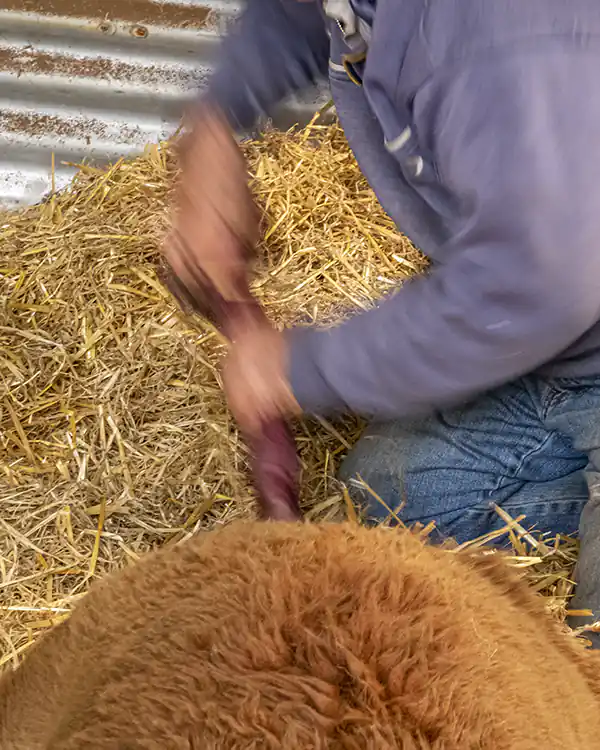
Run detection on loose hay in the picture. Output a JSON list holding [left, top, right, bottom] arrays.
[[0, 123, 580, 666]]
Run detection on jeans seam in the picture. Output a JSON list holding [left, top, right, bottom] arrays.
[[490, 430, 558, 495], [542, 387, 570, 420]]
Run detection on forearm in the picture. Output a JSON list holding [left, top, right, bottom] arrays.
[[288, 49, 600, 419], [287, 248, 600, 419], [205, 0, 329, 131]]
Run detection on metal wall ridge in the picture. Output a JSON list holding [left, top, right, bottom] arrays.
[[0, 1, 328, 208]]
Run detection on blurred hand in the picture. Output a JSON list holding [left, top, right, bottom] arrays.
[[222, 322, 301, 436], [164, 106, 259, 300]]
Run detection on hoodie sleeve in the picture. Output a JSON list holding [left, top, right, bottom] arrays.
[[288, 51, 600, 418], [204, 0, 329, 131]]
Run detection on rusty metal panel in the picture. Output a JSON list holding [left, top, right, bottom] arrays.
[[0, 0, 329, 208]]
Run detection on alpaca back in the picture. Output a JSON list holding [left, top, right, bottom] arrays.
[[1, 521, 599, 749]]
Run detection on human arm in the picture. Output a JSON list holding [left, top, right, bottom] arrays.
[[288, 53, 600, 417], [164, 0, 329, 302], [225, 51, 600, 425], [204, 0, 329, 132]]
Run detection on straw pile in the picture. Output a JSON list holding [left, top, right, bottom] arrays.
[[0, 122, 581, 668]]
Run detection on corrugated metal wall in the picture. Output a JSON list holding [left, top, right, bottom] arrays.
[[0, 0, 329, 208]]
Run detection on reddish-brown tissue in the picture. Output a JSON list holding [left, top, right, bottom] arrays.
[[160, 257, 302, 521]]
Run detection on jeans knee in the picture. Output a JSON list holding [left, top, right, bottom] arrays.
[[339, 458, 405, 523], [338, 425, 418, 523]]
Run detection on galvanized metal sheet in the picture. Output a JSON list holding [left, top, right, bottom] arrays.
[[0, 0, 329, 208]]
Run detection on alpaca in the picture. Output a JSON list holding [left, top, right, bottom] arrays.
[[1, 521, 599, 749]]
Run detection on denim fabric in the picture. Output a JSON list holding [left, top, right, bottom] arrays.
[[340, 374, 600, 642]]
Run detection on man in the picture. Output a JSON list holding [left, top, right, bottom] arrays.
[[165, 0, 600, 638]]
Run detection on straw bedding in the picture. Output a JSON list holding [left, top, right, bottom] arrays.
[[0, 122, 581, 668]]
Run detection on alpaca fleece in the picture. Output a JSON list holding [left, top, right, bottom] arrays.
[[1, 522, 599, 749]]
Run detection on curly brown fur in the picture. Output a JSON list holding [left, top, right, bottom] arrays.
[[1, 522, 600, 750]]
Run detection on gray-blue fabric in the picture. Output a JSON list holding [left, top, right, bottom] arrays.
[[206, 0, 600, 419]]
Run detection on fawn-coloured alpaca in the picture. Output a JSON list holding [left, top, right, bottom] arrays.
[[1, 522, 599, 749]]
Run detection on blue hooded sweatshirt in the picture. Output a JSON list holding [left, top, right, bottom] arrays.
[[207, 0, 600, 419]]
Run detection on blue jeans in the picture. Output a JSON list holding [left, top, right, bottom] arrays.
[[340, 375, 600, 640]]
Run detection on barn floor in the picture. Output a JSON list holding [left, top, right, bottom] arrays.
[[0, 123, 581, 666]]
